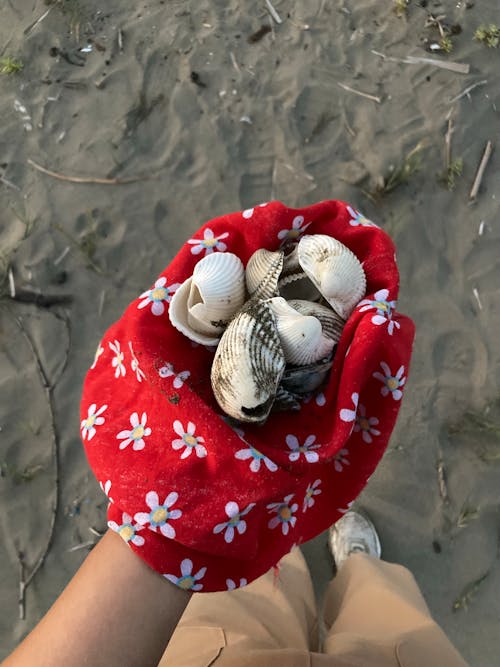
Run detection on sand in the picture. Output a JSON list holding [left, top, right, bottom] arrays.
[[1, 0, 499, 664]]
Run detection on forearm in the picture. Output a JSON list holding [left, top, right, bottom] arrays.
[[3, 530, 191, 667]]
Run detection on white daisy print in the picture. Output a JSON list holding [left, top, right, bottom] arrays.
[[116, 412, 152, 451], [303, 479, 322, 512], [159, 363, 190, 388], [286, 434, 320, 463], [109, 340, 126, 378], [138, 276, 180, 316], [373, 362, 406, 401], [128, 342, 146, 382], [108, 512, 145, 546], [164, 559, 207, 591], [267, 494, 298, 535], [234, 444, 278, 473], [339, 392, 359, 423], [334, 448, 350, 472], [242, 202, 268, 219], [99, 479, 114, 503], [354, 405, 381, 444], [346, 205, 378, 228], [213, 501, 256, 543], [134, 491, 182, 539], [302, 391, 327, 407], [172, 420, 207, 459], [90, 342, 104, 369], [187, 228, 229, 255], [358, 289, 400, 336], [277, 215, 311, 243], [226, 578, 247, 590], [81, 403, 107, 441], [338, 500, 354, 514]]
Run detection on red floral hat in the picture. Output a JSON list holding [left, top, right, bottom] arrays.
[[81, 200, 414, 592]]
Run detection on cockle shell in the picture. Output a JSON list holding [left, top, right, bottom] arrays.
[[281, 358, 333, 395], [268, 297, 334, 366], [169, 252, 245, 345], [278, 246, 321, 302], [211, 299, 286, 423], [287, 299, 345, 343], [245, 248, 284, 299], [297, 235, 366, 320]]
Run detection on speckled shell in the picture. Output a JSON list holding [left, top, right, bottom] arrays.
[[281, 359, 333, 395], [287, 299, 345, 343], [169, 252, 245, 345], [245, 248, 284, 299], [278, 246, 321, 301], [268, 297, 334, 366], [210, 299, 286, 423], [297, 235, 366, 320]]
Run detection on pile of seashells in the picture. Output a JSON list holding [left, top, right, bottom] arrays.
[[169, 235, 366, 424]]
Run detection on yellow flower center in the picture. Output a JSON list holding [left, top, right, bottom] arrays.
[[204, 238, 217, 247], [374, 301, 388, 311], [279, 506, 292, 521], [387, 378, 399, 390], [119, 525, 134, 542], [85, 415, 96, 429], [184, 434, 197, 446], [287, 228, 301, 239], [228, 516, 240, 526], [179, 576, 195, 590], [132, 425, 145, 440], [306, 489, 313, 499], [151, 287, 167, 301], [359, 417, 370, 431], [152, 507, 168, 524]]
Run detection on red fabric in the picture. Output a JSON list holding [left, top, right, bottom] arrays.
[[81, 200, 415, 592]]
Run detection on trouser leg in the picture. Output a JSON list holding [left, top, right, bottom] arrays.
[[159, 547, 318, 667], [321, 553, 469, 667]]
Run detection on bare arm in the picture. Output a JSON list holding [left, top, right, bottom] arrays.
[[2, 530, 191, 667]]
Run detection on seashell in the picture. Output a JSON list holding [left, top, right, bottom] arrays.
[[268, 297, 334, 366], [245, 248, 284, 299], [281, 358, 333, 395], [211, 299, 286, 423], [297, 235, 366, 320], [278, 246, 321, 301], [272, 386, 301, 412], [169, 252, 245, 345], [287, 299, 345, 343]]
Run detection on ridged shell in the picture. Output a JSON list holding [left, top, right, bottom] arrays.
[[281, 358, 333, 394], [169, 252, 245, 344], [287, 299, 345, 343], [268, 297, 334, 366], [245, 248, 284, 299], [211, 299, 286, 423], [297, 235, 366, 319], [278, 246, 321, 301]]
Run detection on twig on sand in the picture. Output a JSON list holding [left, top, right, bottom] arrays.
[[117, 28, 124, 53], [337, 82, 381, 103], [444, 117, 454, 171], [372, 49, 470, 74], [469, 140, 493, 201], [9, 312, 67, 619], [8, 268, 16, 298], [23, 7, 53, 36], [0, 174, 21, 192], [437, 458, 448, 503], [67, 541, 95, 553], [453, 572, 489, 612], [472, 287, 483, 311], [27, 159, 151, 185], [448, 80, 488, 104], [264, 0, 282, 24]]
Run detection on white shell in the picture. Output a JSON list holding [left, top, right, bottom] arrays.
[[281, 358, 333, 394], [287, 299, 345, 343], [169, 252, 245, 344], [268, 297, 334, 366], [297, 235, 366, 319], [211, 300, 285, 422], [245, 248, 284, 299]]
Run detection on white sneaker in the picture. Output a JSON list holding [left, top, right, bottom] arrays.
[[329, 511, 381, 570]]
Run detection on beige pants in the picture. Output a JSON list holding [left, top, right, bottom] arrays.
[[159, 549, 469, 667]]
